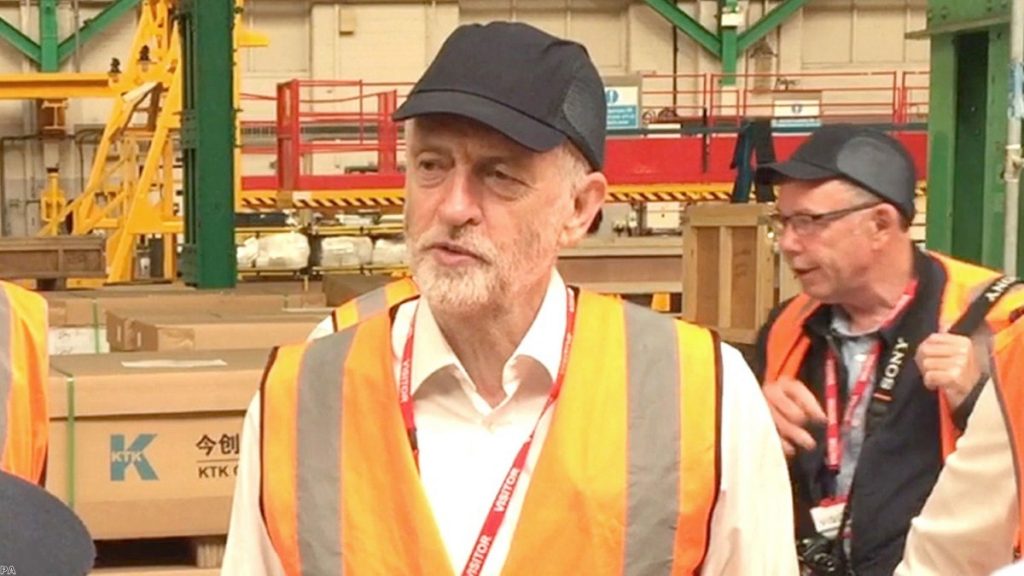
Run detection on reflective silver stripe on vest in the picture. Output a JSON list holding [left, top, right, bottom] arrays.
[[295, 329, 354, 575], [622, 303, 682, 575], [355, 287, 388, 319], [0, 287, 10, 462]]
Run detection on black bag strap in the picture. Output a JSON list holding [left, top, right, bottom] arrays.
[[809, 275, 1021, 572], [948, 276, 1022, 337]]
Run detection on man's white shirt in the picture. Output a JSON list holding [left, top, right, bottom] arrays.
[[221, 272, 797, 575]]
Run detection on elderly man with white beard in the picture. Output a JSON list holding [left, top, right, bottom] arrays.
[[222, 21, 797, 576]]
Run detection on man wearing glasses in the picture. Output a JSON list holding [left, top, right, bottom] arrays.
[[750, 124, 1024, 575]]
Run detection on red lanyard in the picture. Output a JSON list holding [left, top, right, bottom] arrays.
[[398, 286, 577, 576], [824, 281, 917, 474]]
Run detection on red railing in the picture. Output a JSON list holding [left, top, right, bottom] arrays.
[[898, 70, 930, 124], [270, 79, 414, 193], [638, 70, 928, 126], [237, 70, 929, 192], [637, 73, 711, 124]]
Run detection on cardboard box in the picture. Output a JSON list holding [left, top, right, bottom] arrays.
[[50, 327, 110, 356], [130, 315, 323, 352], [106, 307, 334, 352], [46, 285, 327, 328], [322, 274, 395, 306], [46, 349, 271, 539], [106, 312, 220, 352]]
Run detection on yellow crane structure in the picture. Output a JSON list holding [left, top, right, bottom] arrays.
[[31, 0, 265, 284]]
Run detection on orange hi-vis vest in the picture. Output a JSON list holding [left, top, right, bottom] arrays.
[[329, 276, 419, 333], [0, 281, 49, 484], [261, 289, 724, 575], [764, 251, 1024, 553]]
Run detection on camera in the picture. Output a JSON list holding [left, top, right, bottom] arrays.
[[797, 535, 843, 576]]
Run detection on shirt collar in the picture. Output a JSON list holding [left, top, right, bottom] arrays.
[[401, 270, 568, 398]]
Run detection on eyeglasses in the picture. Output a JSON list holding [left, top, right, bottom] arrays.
[[768, 202, 881, 236]]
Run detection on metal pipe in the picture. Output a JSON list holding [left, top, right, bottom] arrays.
[[0, 134, 41, 237], [72, 0, 82, 72], [74, 128, 103, 200], [1005, 0, 1024, 276]]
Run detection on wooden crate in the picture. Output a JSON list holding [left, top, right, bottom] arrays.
[[90, 536, 224, 575], [681, 203, 776, 345], [0, 236, 105, 286]]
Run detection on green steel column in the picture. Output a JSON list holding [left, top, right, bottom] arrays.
[[950, 31, 990, 264], [179, 0, 237, 288], [644, 0, 720, 57], [0, 17, 40, 64], [924, 0, 1024, 272], [737, 0, 811, 52], [924, 35, 956, 254], [0, 0, 140, 70], [981, 27, 1011, 268], [39, 0, 59, 72], [645, 0, 808, 88], [59, 0, 141, 64], [720, 0, 739, 86]]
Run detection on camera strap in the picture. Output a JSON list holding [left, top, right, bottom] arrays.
[[818, 274, 1021, 572]]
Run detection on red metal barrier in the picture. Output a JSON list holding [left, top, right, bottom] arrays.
[[637, 70, 929, 126], [240, 70, 931, 196], [271, 79, 412, 194], [898, 70, 930, 124], [637, 73, 710, 123]]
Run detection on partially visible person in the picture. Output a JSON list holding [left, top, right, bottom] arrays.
[[894, 375, 1021, 575], [224, 21, 798, 576], [0, 468, 95, 574], [993, 560, 1024, 576], [0, 281, 49, 484], [307, 276, 417, 340], [752, 124, 1024, 575]]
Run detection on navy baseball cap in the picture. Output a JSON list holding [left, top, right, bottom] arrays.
[[393, 22, 607, 170], [755, 124, 918, 221], [0, 470, 95, 574]]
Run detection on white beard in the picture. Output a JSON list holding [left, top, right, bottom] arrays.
[[411, 255, 503, 314]]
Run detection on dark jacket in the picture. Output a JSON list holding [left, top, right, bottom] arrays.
[[752, 249, 979, 576]]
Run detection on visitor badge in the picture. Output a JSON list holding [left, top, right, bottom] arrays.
[[810, 501, 846, 540]]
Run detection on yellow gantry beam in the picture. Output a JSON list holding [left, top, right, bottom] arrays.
[[0, 73, 117, 99], [239, 180, 929, 211]]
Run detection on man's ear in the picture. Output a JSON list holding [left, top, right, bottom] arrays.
[[871, 203, 903, 242], [559, 171, 607, 248]]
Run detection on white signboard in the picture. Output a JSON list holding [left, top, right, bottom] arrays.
[[771, 97, 822, 129], [606, 86, 641, 131]]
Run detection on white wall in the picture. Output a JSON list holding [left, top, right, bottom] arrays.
[[0, 0, 932, 129], [0, 0, 930, 234]]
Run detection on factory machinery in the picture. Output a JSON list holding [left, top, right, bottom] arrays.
[[1, 0, 930, 288]]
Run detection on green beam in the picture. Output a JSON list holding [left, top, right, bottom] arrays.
[[979, 26, 1010, 267], [58, 0, 141, 64], [924, 34, 955, 253], [0, 17, 40, 64], [737, 0, 811, 53], [39, 0, 59, 72], [949, 31, 987, 263], [645, 0, 720, 57], [720, 0, 739, 86], [926, 0, 1010, 29], [179, 0, 237, 288]]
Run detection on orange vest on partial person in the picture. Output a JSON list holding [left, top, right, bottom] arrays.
[[261, 289, 723, 575], [0, 280, 49, 484], [330, 276, 418, 332], [764, 251, 1024, 553]]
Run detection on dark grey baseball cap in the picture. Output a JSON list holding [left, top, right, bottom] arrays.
[[0, 470, 95, 574], [755, 124, 918, 220], [393, 21, 607, 170]]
